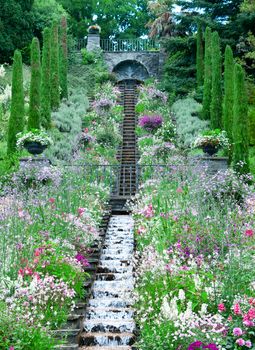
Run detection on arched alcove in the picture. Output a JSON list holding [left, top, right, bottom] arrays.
[[112, 60, 149, 82]]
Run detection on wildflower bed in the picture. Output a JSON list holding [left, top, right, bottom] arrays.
[[132, 83, 255, 350]]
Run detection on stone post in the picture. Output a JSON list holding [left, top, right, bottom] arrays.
[[87, 34, 101, 51]]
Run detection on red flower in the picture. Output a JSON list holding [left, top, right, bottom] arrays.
[[245, 229, 254, 237], [49, 198, 55, 204]]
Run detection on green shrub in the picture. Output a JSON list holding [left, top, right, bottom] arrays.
[[59, 16, 68, 99], [81, 48, 96, 65], [7, 50, 25, 154], [28, 37, 41, 130], [96, 125, 122, 148], [223, 45, 234, 141], [202, 27, 212, 120], [41, 27, 52, 129], [50, 20, 60, 110], [171, 97, 209, 147], [248, 106, 255, 145], [232, 64, 249, 174]]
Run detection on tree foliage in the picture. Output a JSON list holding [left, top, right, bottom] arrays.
[[210, 31, 222, 129], [202, 27, 212, 120], [223, 45, 234, 141], [7, 50, 25, 154], [59, 16, 68, 100], [50, 21, 60, 111], [0, 0, 34, 63], [196, 23, 204, 87], [232, 63, 249, 174], [41, 28, 52, 129], [28, 37, 41, 130]]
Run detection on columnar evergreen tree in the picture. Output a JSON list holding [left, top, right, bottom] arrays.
[[223, 45, 234, 141], [7, 50, 25, 154], [202, 27, 212, 120], [59, 16, 68, 100], [41, 27, 51, 129], [28, 37, 41, 130], [51, 20, 60, 110], [210, 31, 222, 129], [232, 63, 250, 174], [196, 23, 204, 87]]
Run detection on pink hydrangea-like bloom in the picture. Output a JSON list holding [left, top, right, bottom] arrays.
[[233, 328, 243, 336], [236, 339, 246, 346], [218, 303, 226, 312], [245, 341, 252, 348]]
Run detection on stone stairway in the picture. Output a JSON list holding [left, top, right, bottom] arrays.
[[117, 80, 138, 199], [79, 215, 135, 350]]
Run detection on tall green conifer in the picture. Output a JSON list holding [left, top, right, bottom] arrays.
[[41, 27, 51, 129], [196, 23, 204, 87], [210, 31, 222, 129], [223, 45, 234, 141], [51, 20, 60, 110], [232, 64, 250, 174], [7, 50, 25, 154], [28, 37, 41, 130], [202, 27, 212, 120], [59, 16, 68, 99]]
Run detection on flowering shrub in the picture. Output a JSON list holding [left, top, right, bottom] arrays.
[[17, 129, 53, 149], [138, 114, 163, 132]]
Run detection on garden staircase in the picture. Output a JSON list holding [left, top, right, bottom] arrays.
[[114, 80, 138, 206]]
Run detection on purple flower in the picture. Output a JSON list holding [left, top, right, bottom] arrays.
[[75, 253, 90, 267], [233, 327, 243, 337], [188, 341, 203, 350], [138, 115, 163, 131]]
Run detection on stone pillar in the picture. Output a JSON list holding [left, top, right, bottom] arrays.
[[87, 34, 101, 51]]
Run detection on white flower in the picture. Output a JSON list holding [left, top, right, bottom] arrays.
[[178, 289, 185, 301]]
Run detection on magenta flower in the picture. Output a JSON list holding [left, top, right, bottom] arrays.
[[236, 338, 246, 346], [75, 253, 90, 267], [9, 347, 14, 350], [245, 229, 254, 237], [218, 303, 226, 312], [188, 341, 203, 350], [245, 341, 252, 348], [233, 328, 243, 336]]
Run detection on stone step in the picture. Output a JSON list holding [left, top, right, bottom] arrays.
[[79, 332, 135, 346]]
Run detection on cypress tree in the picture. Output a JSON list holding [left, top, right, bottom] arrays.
[[196, 23, 204, 87], [232, 64, 250, 174], [28, 37, 41, 130], [51, 20, 60, 110], [7, 50, 25, 154], [202, 27, 212, 120], [210, 31, 222, 129], [59, 16, 68, 100], [223, 45, 234, 141], [41, 27, 51, 129]]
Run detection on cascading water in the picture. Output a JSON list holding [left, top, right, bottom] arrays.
[[80, 215, 135, 349]]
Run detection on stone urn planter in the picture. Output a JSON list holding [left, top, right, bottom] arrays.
[[202, 144, 219, 156], [24, 141, 47, 155]]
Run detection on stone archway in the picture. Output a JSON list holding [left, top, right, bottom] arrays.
[[112, 60, 150, 82]]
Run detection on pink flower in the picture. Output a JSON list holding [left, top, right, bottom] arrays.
[[176, 187, 183, 193], [245, 229, 254, 237], [228, 315, 233, 321], [245, 341, 252, 348], [49, 197, 55, 204], [243, 320, 254, 327], [77, 207, 86, 216], [233, 328, 243, 336], [234, 303, 242, 315], [9, 347, 14, 350], [84, 128, 89, 133], [236, 339, 246, 347], [34, 248, 43, 257], [247, 308, 255, 320], [137, 226, 146, 235], [218, 303, 226, 312]]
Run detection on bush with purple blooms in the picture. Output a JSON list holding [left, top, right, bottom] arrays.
[[138, 114, 163, 132]]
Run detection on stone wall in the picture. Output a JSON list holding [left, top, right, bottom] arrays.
[[103, 51, 162, 81]]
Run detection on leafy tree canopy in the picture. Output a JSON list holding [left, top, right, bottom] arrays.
[[0, 0, 35, 63]]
